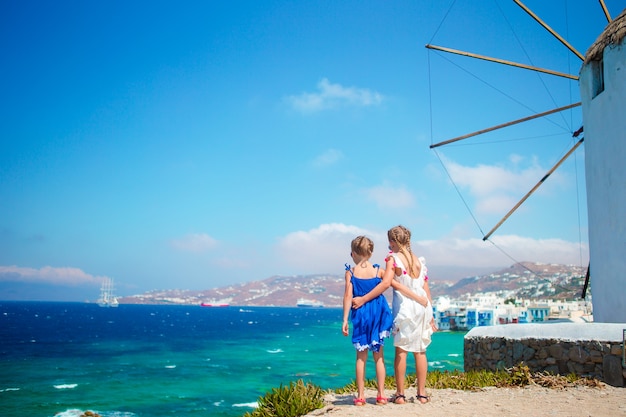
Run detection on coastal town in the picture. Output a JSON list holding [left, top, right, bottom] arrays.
[[431, 262, 593, 330], [433, 293, 591, 331], [117, 261, 593, 330]]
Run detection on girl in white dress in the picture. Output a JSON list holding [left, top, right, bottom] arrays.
[[386, 225, 436, 404]]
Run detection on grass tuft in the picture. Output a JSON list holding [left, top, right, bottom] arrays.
[[335, 364, 602, 393]]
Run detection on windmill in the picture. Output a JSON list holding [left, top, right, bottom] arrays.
[[578, 9, 626, 323], [426, 1, 625, 323]]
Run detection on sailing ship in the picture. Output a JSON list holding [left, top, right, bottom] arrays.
[[98, 278, 119, 307]]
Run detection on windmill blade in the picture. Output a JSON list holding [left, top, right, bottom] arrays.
[[430, 103, 581, 149], [425, 44, 578, 80], [513, 0, 585, 60], [599, 0, 612, 23], [482, 136, 584, 241]]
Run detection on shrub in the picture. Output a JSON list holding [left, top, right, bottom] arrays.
[[243, 379, 324, 417]]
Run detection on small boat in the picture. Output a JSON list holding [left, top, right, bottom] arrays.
[[296, 298, 324, 308], [98, 278, 119, 307]]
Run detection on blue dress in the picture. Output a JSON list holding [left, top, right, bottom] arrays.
[[346, 264, 393, 352]]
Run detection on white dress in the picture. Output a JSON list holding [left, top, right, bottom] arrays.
[[391, 254, 434, 352]]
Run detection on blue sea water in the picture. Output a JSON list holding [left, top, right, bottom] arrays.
[[0, 302, 465, 417]]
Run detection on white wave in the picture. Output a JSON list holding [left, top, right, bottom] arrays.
[[267, 349, 283, 354], [54, 384, 78, 389], [164, 365, 176, 369], [207, 362, 228, 369], [54, 409, 84, 417], [0, 387, 20, 392], [232, 402, 258, 408], [448, 353, 461, 357]]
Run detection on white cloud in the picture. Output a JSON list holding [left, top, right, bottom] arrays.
[[275, 223, 387, 273], [312, 148, 343, 168], [442, 155, 566, 215], [488, 235, 588, 265], [285, 78, 383, 113], [364, 183, 415, 209], [475, 194, 518, 215], [171, 233, 218, 253], [0, 265, 106, 286], [416, 235, 587, 269], [509, 153, 524, 165], [273, 223, 588, 280]]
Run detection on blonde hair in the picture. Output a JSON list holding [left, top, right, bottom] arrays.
[[351, 236, 374, 258], [387, 225, 417, 276]]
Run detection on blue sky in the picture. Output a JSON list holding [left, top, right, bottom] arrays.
[[1, 1, 622, 301]]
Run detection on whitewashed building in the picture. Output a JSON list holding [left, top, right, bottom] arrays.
[[579, 9, 626, 323]]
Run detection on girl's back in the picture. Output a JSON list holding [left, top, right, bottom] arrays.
[[346, 263, 393, 351], [349, 264, 383, 297]]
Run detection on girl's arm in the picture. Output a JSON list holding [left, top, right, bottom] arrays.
[[390, 279, 429, 306], [424, 280, 433, 305], [351, 256, 393, 309], [423, 280, 438, 331], [342, 270, 353, 336]]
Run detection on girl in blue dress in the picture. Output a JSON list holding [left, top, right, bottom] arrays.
[[342, 236, 394, 406]]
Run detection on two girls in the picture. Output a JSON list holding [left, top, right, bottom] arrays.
[[347, 226, 435, 405]]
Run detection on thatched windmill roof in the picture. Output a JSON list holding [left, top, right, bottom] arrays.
[[584, 8, 626, 63]]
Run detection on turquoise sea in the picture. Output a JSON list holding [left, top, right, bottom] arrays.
[[0, 302, 465, 417]]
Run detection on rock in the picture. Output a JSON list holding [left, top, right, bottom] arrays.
[[603, 355, 625, 387]]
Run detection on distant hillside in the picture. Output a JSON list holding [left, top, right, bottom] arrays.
[[429, 262, 588, 301], [120, 273, 345, 307], [119, 262, 589, 307]]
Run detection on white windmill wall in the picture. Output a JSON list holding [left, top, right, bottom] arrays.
[[579, 16, 626, 323]]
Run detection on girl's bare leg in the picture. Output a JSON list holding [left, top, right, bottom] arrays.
[[372, 347, 386, 400], [414, 351, 429, 403], [356, 350, 368, 400], [393, 347, 407, 403]]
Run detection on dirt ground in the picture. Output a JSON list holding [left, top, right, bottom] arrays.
[[305, 385, 626, 417]]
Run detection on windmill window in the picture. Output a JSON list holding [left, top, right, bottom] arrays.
[[590, 59, 605, 99]]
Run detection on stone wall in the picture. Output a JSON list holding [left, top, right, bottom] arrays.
[[464, 322, 625, 387]]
